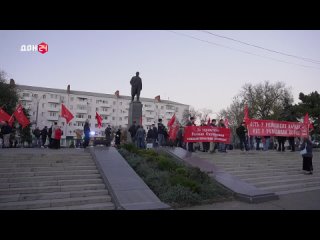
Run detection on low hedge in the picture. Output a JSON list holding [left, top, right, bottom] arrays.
[[118, 144, 233, 208]]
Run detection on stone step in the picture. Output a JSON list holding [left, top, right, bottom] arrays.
[[0, 169, 99, 178], [0, 183, 106, 195], [37, 202, 115, 210], [226, 168, 305, 175], [0, 162, 96, 168], [260, 181, 320, 192], [0, 195, 112, 210], [232, 170, 302, 178], [218, 165, 303, 172], [276, 186, 320, 195], [253, 176, 320, 188], [0, 156, 92, 161], [0, 178, 103, 189], [243, 173, 320, 183], [0, 189, 109, 203], [0, 173, 101, 183], [0, 165, 97, 173]]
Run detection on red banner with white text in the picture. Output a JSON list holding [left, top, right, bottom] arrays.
[[247, 119, 308, 137], [184, 126, 231, 143]]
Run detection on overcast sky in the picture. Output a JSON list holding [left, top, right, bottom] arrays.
[[1, 30, 319, 116]]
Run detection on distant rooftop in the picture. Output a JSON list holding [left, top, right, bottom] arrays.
[[17, 84, 189, 107]]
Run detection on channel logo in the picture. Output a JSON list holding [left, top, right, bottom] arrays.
[[20, 42, 48, 54]]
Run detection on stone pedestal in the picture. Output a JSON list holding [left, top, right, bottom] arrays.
[[127, 101, 142, 143]]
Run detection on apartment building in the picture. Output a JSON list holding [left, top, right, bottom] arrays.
[[17, 85, 189, 140]]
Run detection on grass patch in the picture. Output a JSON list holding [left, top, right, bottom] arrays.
[[119, 143, 233, 208]]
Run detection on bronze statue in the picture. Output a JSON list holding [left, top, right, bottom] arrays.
[[130, 72, 142, 102]]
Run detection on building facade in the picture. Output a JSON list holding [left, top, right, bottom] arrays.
[[17, 85, 189, 140]]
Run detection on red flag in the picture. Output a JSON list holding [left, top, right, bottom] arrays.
[[95, 112, 103, 128], [61, 104, 74, 124], [244, 104, 250, 125], [224, 118, 229, 128], [0, 108, 14, 126], [167, 114, 176, 127], [207, 117, 211, 125], [13, 104, 30, 128], [303, 113, 309, 125], [304, 113, 314, 130], [168, 122, 179, 140]]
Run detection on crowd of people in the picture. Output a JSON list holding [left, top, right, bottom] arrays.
[[0, 116, 314, 174]]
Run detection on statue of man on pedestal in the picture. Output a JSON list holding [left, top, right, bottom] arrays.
[[130, 72, 142, 102]]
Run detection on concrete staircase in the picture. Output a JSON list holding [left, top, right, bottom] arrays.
[[0, 149, 115, 210], [196, 150, 320, 196]]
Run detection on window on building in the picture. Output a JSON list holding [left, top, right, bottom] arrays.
[[76, 114, 85, 118], [161, 106, 164, 110], [42, 103, 45, 108], [113, 101, 116, 105], [96, 107, 98, 111], [23, 93, 30, 97], [88, 115, 91, 119], [33, 94, 38, 98], [112, 117, 115, 120], [62, 122, 65, 126], [113, 109, 115, 112], [41, 112, 44, 116], [43, 94, 46, 99], [119, 117, 122, 121]]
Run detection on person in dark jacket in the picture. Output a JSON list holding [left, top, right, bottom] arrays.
[[151, 123, 158, 147], [128, 121, 137, 144], [300, 136, 313, 174], [186, 117, 195, 152], [157, 119, 165, 147], [41, 126, 48, 148], [33, 127, 41, 148], [48, 126, 52, 146], [83, 120, 90, 148], [115, 128, 121, 148], [105, 125, 112, 147], [236, 122, 248, 151], [1, 121, 12, 148], [146, 127, 154, 144], [277, 136, 286, 152]]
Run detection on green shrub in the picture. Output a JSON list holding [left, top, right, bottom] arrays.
[[175, 167, 187, 176], [169, 175, 201, 193], [118, 145, 233, 208], [160, 185, 201, 207], [157, 156, 180, 171]]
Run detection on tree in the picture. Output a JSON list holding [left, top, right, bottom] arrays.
[[292, 91, 320, 136], [219, 81, 294, 147], [181, 107, 200, 125], [0, 70, 19, 114], [241, 81, 293, 120], [198, 108, 212, 122]]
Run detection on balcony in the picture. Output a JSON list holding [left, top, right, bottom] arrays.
[[47, 106, 60, 112], [47, 97, 60, 103], [47, 115, 59, 121], [75, 109, 88, 114], [21, 96, 33, 101], [144, 106, 154, 111]]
